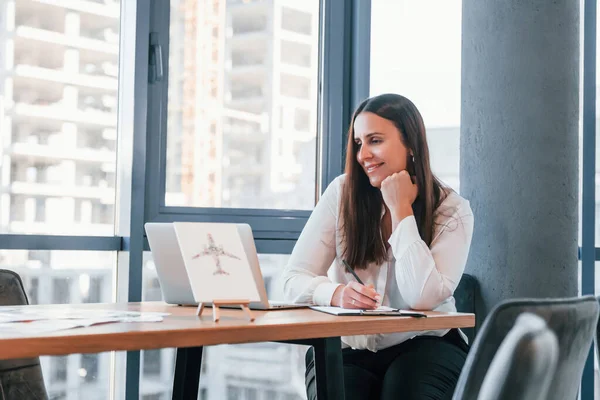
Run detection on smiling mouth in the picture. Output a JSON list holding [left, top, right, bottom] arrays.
[[365, 164, 383, 174]]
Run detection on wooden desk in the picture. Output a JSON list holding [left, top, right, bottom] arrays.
[[0, 302, 475, 400]]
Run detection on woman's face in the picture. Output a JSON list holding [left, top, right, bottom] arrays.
[[353, 112, 410, 188]]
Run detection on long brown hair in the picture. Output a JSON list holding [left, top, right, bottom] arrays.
[[340, 93, 446, 269]]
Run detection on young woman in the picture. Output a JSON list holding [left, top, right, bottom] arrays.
[[282, 93, 474, 400]]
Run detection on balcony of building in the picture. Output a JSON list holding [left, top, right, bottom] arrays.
[[225, 85, 266, 114], [6, 160, 115, 202], [227, 2, 269, 33], [6, 195, 114, 236], [280, 6, 313, 37], [13, 0, 119, 57], [227, 0, 269, 11], [13, 25, 118, 56], [7, 181, 113, 202], [9, 101, 117, 128], [7, 220, 114, 236], [8, 143, 115, 165], [222, 160, 266, 177], [275, 104, 316, 142], [227, 48, 268, 77], [221, 112, 267, 143], [279, 40, 314, 79], [30, 0, 119, 18], [12, 65, 118, 92]]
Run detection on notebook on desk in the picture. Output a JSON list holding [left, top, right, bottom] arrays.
[[310, 306, 427, 318]]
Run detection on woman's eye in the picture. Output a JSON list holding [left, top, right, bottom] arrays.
[[371, 139, 381, 144]]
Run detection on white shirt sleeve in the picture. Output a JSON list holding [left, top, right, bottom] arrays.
[[388, 202, 474, 310], [282, 177, 343, 305]]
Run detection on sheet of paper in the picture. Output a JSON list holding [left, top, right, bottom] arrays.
[[0, 308, 169, 336], [174, 222, 261, 303], [0, 320, 87, 336], [0, 307, 168, 321], [310, 306, 397, 314], [309, 306, 425, 317]]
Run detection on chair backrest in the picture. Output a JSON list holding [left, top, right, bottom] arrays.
[[453, 295, 599, 400], [477, 313, 558, 400], [0, 270, 48, 400], [454, 273, 479, 342]]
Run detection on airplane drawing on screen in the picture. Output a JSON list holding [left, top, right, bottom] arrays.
[[192, 233, 241, 275]]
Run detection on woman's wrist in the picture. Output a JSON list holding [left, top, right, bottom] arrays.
[[391, 204, 414, 228], [330, 285, 344, 307]]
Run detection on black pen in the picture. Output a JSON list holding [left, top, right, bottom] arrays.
[[342, 259, 365, 285]]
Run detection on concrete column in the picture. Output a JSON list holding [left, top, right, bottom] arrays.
[[460, 1, 579, 323]]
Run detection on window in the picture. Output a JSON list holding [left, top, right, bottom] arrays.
[[281, 7, 312, 35], [281, 40, 312, 68], [80, 353, 99, 383], [294, 108, 311, 132], [370, 0, 462, 192], [0, 0, 120, 235], [280, 73, 311, 100], [51, 356, 68, 383], [81, 276, 104, 303], [52, 278, 71, 304], [142, 395, 165, 400], [227, 386, 242, 400], [28, 276, 39, 304], [244, 387, 258, 400], [143, 349, 162, 376], [164, 0, 320, 210]]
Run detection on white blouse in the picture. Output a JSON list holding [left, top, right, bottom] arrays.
[[282, 174, 474, 352]]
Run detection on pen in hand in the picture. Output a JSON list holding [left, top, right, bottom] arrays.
[[342, 259, 364, 285], [342, 260, 381, 307]]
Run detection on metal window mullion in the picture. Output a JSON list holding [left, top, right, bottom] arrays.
[[581, 1, 596, 399], [0, 235, 122, 251], [118, 0, 154, 398]]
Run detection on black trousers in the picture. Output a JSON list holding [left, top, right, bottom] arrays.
[[305, 330, 469, 400]]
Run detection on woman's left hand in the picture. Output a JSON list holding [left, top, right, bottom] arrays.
[[380, 170, 418, 221]]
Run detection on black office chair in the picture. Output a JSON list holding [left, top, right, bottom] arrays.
[[0, 270, 48, 400], [453, 296, 599, 400], [476, 312, 558, 400], [454, 273, 479, 343]]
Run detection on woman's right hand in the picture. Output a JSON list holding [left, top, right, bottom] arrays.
[[331, 282, 381, 309]]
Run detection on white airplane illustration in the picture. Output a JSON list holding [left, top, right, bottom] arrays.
[[192, 233, 240, 275]]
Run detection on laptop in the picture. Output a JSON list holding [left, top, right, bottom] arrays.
[[144, 222, 308, 310]]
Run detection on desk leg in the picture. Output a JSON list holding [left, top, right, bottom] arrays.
[[313, 337, 345, 400], [172, 346, 203, 400]]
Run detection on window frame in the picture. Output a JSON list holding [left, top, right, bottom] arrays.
[[580, 0, 596, 398], [141, 0, 372, 244]]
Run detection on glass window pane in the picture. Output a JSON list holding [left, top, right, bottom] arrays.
[[370, 0, 461, 192], [0, 250, 116, 399], [142, 251, 308, 399], [165, 0, 320, 210], [0, 0, 120, 235]]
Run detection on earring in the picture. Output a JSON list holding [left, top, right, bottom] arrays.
[[412, 155, 415, 163]]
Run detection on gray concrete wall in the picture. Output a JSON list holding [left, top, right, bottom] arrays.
[[460, 0, 580, 325]]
